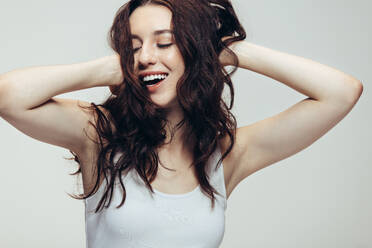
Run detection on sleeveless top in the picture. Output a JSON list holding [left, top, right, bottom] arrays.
[[84, 144, 227, 248]]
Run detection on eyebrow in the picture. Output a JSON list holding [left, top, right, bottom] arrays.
[[131, 29, 173, 41]]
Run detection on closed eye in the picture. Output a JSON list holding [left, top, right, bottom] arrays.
[[132, 44, 172, 53], [158, 43, 172, 48]]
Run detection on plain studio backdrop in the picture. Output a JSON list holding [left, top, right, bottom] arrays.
[[0, 0, 370, 247]]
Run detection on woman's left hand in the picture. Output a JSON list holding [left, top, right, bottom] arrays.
[[218, 36, 238, 67]]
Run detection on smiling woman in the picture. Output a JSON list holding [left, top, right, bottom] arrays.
[[75, 1, 246, 247], [129, 4, 185, 105], [0, 0, 366, 248]]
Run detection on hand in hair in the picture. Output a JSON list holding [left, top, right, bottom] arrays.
[[219, 36, 238, 66], [107, 54, 124, 96]]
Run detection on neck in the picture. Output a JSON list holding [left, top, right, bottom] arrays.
[[157, 106, 195, 171], [162, 112, 192, 153]]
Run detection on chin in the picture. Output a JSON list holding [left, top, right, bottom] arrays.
[[151, 96, 178, 109]]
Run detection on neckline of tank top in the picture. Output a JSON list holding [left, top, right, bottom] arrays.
[[152, 183, 201, 198], [148, 145, 221, 199]]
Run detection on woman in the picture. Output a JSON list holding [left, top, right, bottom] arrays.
[[0, 0, 363, 247]]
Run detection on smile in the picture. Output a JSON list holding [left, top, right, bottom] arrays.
[[146, 77, 166, 92], [140, 73, 169, 92]]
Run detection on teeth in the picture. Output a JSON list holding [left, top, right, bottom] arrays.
[[142, 74, 168, 82]]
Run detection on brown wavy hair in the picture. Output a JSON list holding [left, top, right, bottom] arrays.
[[68, 0, 246, 213]]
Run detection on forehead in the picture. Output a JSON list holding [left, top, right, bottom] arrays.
[[129, 4, 173, 36]]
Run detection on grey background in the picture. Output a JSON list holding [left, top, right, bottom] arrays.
[[0, 0, 370, 247]]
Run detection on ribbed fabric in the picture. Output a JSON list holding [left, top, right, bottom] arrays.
[[84, 144, 227, 248]]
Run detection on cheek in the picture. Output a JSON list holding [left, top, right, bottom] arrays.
[[133, 55, 139, 68], [166, 47, 184, 65], [165, 54, 185, 72]]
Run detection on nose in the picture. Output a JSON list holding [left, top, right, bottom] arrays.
[[138, 42, 157, 67]]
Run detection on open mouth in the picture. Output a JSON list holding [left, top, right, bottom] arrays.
[[140, 73, 169, 86], [139, 73, 169, 92]]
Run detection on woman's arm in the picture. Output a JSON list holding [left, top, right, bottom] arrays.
[[219, 41, 363, 189], [0, 54, 123, 111], [222, 41, 362, 103], [0, 54, 123, 154]]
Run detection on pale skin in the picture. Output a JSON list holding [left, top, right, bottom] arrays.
[[0, 5, 363, 200]]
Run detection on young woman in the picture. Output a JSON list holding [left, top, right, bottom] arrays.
[[0, 0, 363, 247]]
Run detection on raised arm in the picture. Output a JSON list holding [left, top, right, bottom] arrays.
[[0, 55, 123, 111], [219, 41, 363, 196], [225, 42, 362, 104], [0, 54, 123, 154]]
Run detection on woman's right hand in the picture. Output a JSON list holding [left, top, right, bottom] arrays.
[[107, 54, 124, 96]]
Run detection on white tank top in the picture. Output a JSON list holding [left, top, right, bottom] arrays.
[[84, 144, 227, 248]]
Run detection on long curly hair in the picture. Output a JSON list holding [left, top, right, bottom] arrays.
[[68, 0, 246, 213]]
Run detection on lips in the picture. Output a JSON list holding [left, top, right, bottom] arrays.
[[139, 71, 169, 82], [146, 78, 165, 92]]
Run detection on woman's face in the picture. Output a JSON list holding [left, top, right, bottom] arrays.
[[129, 4, 185, 109]]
